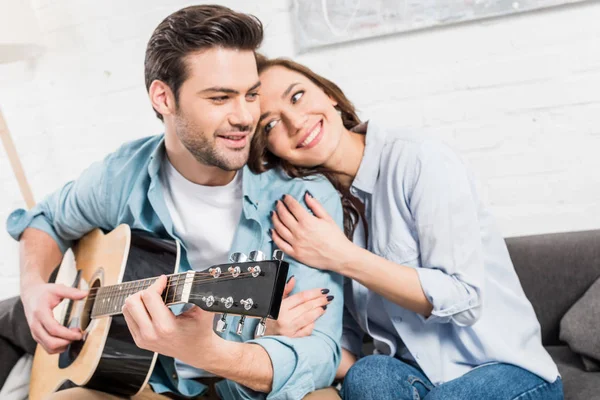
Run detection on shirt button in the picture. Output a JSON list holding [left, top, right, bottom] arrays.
[[395, 316, 403, 323], [172, 372, 178, 380], [415, 353, 420, 360]]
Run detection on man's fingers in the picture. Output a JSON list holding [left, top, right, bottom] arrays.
[[39, 309, 83, 341], [149, 275, 167, 295], [33, 322, 72, 354], [122, 304, 141, 341], [141, 282, 175, 326], [124, 293, 153, 332], [282, 276, 296, 298], [52, 284, 88, 301]]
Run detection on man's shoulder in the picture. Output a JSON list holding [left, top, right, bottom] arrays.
[[105, 134, 164, 166], [244, 167, 339, 202]]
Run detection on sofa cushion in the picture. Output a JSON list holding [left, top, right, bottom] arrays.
[[547, 346, 600, 400], [506, 230, 600, 345], [560, 277, 600, 371]]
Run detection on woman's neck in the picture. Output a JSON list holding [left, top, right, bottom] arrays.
[[323, 128, 366, 189]]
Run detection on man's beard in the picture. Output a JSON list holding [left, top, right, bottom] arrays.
[[174, 113, 252, 172]]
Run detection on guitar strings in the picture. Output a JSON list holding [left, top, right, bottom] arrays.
[[83, 272, 260, 303]]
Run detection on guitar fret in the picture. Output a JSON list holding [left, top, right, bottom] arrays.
[[174, 274, 182, 304], [164, 275, 171, 304]]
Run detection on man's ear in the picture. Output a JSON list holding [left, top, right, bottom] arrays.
[[149, 80, 177, 118]]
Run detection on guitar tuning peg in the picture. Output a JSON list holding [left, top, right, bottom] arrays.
[[248, 250, 265, 262], [236, 316, 246, 336], [272, 249, 284, 261], [229, 252, 248, 263], [254, 317, 267, 338], [216, 314, 228, 333]]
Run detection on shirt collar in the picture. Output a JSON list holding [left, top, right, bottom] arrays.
[[351, 120, 386, 195], [147, 134, 263, 214]]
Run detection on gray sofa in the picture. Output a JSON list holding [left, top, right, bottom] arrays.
[[506, 230, 600, 400]]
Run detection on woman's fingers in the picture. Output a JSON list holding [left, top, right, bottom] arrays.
[[304, 192, 333, 221], [285, 288, 330, 310]]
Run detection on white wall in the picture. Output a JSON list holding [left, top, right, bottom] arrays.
[[1, 0, 599, 300]]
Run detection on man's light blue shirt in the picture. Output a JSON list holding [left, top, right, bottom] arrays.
[[6, 134, 344, 400], [341, 120, 559, 386]]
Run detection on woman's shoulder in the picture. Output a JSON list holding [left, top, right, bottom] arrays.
[[368, 119, 457, 165]]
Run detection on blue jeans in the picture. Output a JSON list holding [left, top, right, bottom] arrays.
[[340, 355, 564, 400]]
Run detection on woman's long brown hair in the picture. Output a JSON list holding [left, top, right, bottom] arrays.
[[248, 55, 365, 239]]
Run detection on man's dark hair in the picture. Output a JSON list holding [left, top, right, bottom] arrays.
[[144, 5, 263, 120]]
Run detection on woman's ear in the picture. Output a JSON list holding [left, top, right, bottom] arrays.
[[326, 93, 338, 108]]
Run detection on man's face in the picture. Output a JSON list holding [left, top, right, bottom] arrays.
[[173, 48, 261, 171]]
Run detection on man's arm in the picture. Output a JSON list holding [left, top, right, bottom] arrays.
[[6, 158, 113, 353], [20, 228, 63, 288]]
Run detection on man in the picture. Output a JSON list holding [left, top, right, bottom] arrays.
[[1, 5, 343, 399]]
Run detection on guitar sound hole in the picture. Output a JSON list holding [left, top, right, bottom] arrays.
[[80, 278, 101, 331]]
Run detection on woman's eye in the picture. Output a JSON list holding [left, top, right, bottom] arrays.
[[291, 91, 304, 104], [246, 92, 259, 101], [264, 120, 278, 134]]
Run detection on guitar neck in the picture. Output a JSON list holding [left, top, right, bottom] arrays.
[[90, 272, 191, 318]]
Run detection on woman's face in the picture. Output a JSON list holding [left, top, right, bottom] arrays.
[[258, 66, 344, 168]]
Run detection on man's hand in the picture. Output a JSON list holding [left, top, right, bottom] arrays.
[[265, 276, 333, 337], [122, 275, 219, 364], [21, 282, 88, 354]]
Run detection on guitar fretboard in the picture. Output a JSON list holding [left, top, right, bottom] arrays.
[[90, 273, 190, 318]]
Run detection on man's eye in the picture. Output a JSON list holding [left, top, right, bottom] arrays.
[[264, 120, 278, 134], [291, 91, 304, 104], [211, 96, 229, 103]]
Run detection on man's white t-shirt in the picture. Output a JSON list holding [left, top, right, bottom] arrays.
[[160, 156, 243, 379]]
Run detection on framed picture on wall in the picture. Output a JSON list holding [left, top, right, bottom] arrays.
[[292, 0, 590, 52]]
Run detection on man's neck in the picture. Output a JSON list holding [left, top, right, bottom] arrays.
[[164, 131, 237, 187]]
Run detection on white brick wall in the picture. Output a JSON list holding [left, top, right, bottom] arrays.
[[1, 1, 599, 300]]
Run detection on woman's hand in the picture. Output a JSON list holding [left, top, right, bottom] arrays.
[[271, 192, 356, 272], [264, 276, 334, 337]]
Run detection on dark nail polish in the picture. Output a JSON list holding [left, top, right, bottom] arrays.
[[270, 210, 274, 217], [326, 295, 334, 302], [321, 289, 330, 294], [286, 275, 295, 284], [306, 190, 313, 198], [281, 194, 286, 201], [322, 305, 328, 310]]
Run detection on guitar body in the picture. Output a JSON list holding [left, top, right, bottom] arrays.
[[29, 225, 180, 400]]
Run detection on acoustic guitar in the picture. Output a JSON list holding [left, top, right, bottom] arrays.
[[29, 224, 288, 399]]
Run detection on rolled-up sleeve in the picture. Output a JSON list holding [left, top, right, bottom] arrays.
[[218, 190, 344, 400], [6, 159, 112, 253], [408, 141, 484, 327]]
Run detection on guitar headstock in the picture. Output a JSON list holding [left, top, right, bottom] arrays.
[[185, 250, 289, 321]]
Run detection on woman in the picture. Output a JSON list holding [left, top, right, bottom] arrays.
[[248, 57, 563, 400]]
